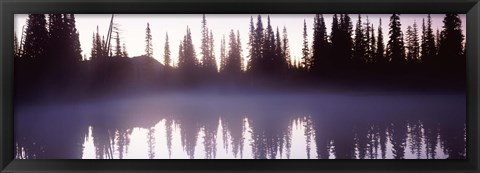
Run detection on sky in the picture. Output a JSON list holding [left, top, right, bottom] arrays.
[[14, 14, 466, 67]]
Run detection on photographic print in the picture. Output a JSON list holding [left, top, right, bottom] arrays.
[[14, 14, 466, 159]]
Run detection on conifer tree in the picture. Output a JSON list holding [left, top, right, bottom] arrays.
[[220, 34, 227, 73], [263, 15, 275, 72], [370, 24, 376, 63], [164, 32, 171, 67], [421, 15, 436, 64], [302, 19, 310, 69], [339, 14, 353, 64], [122, 42, 128, 58], [274, 26, 286, 72], [438, 14, 464, 65], [114, 32, 122, 57], [145, 22, 153, 58], [353, 14, 367, 64], [200, 14, 217, 74], [330, 14, 341, 66], [247, 16, 255, 71], [375, 18, 386, 64], [282, 26, 291, 68], [311, 14, 328, 72], [387, 14, 405, 64], [227, 30, 241, 74], [23, 14, 48, 60]]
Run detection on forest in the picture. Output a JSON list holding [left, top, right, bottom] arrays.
[[14, 14, 466, 102]]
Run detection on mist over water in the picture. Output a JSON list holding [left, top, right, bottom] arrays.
[[14, 91, 466, 159]]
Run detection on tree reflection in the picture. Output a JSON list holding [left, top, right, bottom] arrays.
[[15, 108, 466, 160], [388, 122, 408, 159]]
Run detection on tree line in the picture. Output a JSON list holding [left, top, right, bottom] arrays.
[[14, 14, 465, 98]]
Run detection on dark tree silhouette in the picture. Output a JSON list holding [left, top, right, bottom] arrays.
[[369, 23, 376, 64], [247, 16, 255, 72], [375, 18, 386, 64], [164, 32, 171, 67], [420, 15, 436, 64], [405, 21, 420, 63], [114, 32, 122, 57], [122, 42, 128, 58], [178, 26, 199, 81], [274, 26, 287, 74], [302, 20, 310, 70], [226, 30, 242, 76], [311, 14, 329, 72], [65, 14, 83, 62], [282, 26, 291, 69], [438, 14, 464, 66], [220, 34, 227, 73], [387, 14, 405, 64], [364, 16, 375, 63], [248, 15, 265, 74], [436, 28, 441, 55], [353, 14, 367, 64], [145, 23, 153, 58], [237, 30, 243, 71], [339, 14, 354, 65], [263, 15, 276, 73], [23, 14, 48, 60], [330, 14, 340, 66], [200, 14, 217, 75]]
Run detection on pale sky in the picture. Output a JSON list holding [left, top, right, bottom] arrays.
[[14, 14, 466, 67]]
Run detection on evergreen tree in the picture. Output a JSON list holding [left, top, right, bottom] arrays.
[[145, 22, 153, 58], [237, 30, 243, 71], [353, 14, 367, 64], [249, 15, 264, 73], [274, 26, 286, 73], [178, 40, 184, 68], [302, 19, 310, 69], [95, 26, 103, 59], [435, 28, 441, 56], [387, 14, 405, 64], [330, 14, 341, 66], [406, 25, 415, 62], [263, 15, 275, 72], [122, 42, 128, 58], [282, 26, 291, 68], [114, 32, 122, 57], [210, 30, 217, 71], [220, 34, 227, 73], [247, 16, 255, 71], [421, 15, 436, 64], [405, 21, 420, 63], [339, 14, 354, 64], [438, 14, 464, 65], [370, 23, 376, 63], [200, 14, 217, 74], [226, 30, 241, 75], [65, 14, 82, 62], [91, 32, 97, 60], [23, 14, 48, 60], [178, 26, 198, 72], [375, 18, 386, 64], [164, 32, 171, 67], [311, 14, 329, 72]]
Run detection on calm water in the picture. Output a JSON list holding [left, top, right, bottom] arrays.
[[14, 92, 466, 159]]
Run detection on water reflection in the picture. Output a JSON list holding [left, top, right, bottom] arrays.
[[15, 94, 466, 159], [74, 116, 464, 159]]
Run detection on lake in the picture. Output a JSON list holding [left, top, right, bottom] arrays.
[[14, 91, 466, 159]]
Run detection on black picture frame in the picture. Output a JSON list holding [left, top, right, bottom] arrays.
[[1, 0, 479, 172]]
